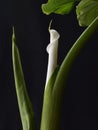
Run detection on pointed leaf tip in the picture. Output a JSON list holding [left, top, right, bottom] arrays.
[[12, 29, 37, 130]]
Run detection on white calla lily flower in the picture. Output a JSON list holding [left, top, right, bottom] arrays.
[[45, 29, 60, 89]]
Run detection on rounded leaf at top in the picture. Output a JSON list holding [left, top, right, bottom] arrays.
[[76, 0, 98, 26], [42, 0, 77, 15]]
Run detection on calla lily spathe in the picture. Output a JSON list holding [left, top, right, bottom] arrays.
[[45, 29, 60, 89]]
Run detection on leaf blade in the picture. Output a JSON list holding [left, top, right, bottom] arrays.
[[42, 0, 79, 15], [76, 0, 98, 26], [12, 28, 36, 130]]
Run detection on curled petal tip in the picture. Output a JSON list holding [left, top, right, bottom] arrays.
[[49, 29, 60, 43], [45, 29, 60, 89]]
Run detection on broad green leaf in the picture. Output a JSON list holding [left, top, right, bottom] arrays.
[[42, 0, 80, 15], [12, 28, 36, 130], [76, 0, 98, 26]]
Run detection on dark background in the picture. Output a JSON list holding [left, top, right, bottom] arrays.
[[0, 0, 98, 130]]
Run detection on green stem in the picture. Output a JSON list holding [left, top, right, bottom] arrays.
[[40, 16, 98, 130]]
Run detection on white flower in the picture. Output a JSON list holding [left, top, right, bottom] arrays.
[[45, 29, 60, 89]]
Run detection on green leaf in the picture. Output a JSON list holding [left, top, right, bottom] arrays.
[[42, 0, 79, 15], [76, 0, 98, 26], [12, 27, 36, 130]]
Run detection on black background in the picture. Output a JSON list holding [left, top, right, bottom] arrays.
[[0, 0, 98, 130]]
